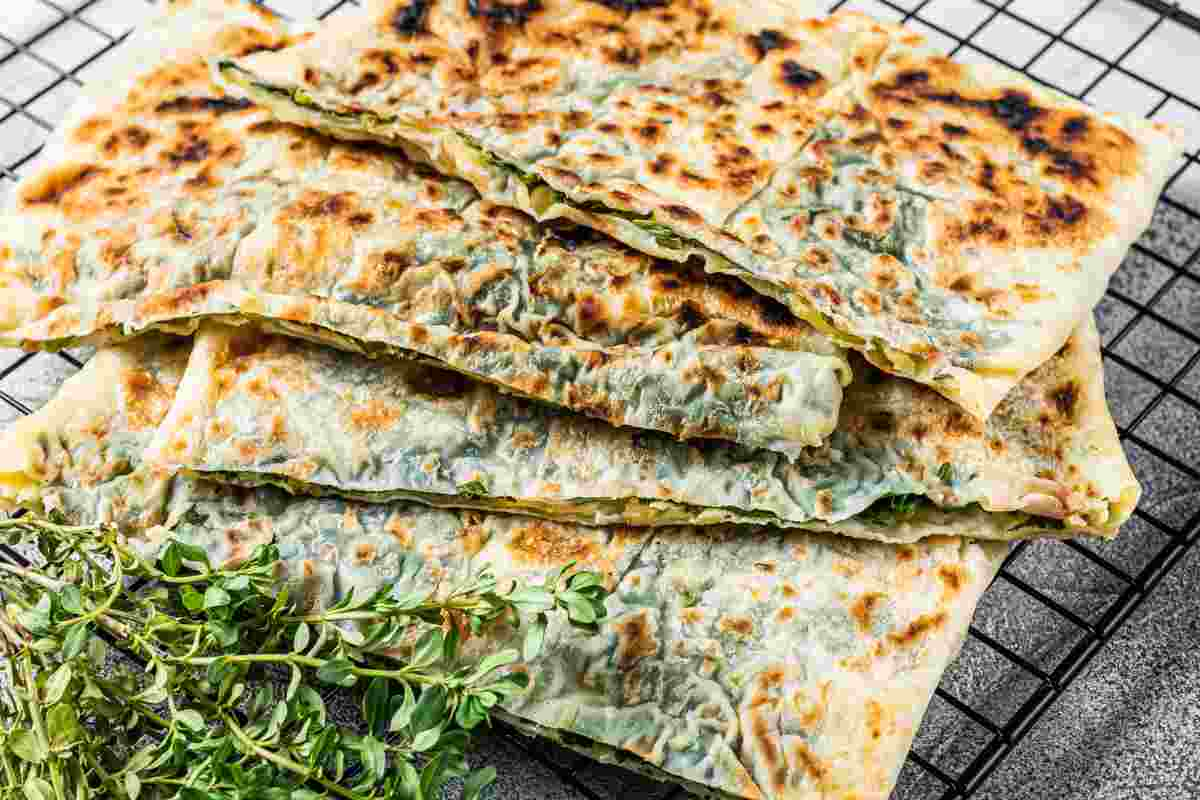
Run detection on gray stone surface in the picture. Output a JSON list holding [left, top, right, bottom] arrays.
[[972, 545, 1200, 800]]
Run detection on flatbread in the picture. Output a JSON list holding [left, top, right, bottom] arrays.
[[0, 335, 1006, 800], [0, 0, 851, 458], [142, 316, 1136, 541], [221, 0, 1184, 418], [0, 335, 191, 529]]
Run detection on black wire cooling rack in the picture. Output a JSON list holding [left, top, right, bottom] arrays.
[[1, 0, 1199, 798]]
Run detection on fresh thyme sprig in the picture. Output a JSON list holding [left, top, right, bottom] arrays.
[[0, 515, 610, 800]]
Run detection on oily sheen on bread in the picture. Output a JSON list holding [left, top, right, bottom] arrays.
[[222, 0, 1184, 418], [0, 335, 1005, 800]]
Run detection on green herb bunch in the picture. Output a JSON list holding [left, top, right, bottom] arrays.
[[0, 516, 610, 800]]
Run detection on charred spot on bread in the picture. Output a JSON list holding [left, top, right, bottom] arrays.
[[586, 0, 668, 11], [780, 60, 822, 89], [754, 295, 796, 328], [390, 0, 432, 34], [154, 96, 254, 115], [467, 0, 544, 26], [747, 29, 791, 60]]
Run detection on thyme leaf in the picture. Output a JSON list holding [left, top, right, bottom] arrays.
[[0, 516, 610, 799]]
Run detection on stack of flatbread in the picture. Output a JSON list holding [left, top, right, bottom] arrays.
[[0, 0, 1183, 796]]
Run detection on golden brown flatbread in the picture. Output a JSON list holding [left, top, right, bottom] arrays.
[[142, 316, 1136, 542], [222, 0, 1184, 417], [0, 332, 1006, 800], [0, 0, 850, 457]]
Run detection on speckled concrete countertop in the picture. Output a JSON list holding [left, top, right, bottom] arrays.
[[1, 0, 1198, 798]]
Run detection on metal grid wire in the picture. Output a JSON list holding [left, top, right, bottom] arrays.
[[0, 0, 1199, 798]]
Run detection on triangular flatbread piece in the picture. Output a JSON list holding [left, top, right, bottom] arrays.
[[222, 0, 1183, 417], [0, 0, 849, 457]]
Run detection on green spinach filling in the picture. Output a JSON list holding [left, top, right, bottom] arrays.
[[224, 66, 698, 255], [841, 225, 904, 260], [190, 470, 1067, 534], [456, 478, 490, 499], [196, 470, 781, 524], [459, 135, 688, 251], [855, 493, 928, 527], [574, 200, 687, 250]]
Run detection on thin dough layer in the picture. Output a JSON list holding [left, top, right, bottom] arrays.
[[144, 316, 1137, 542], [0, 0, 849, 457], [0, 330, 1005, 800], [223, 0, 1184, 417]]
